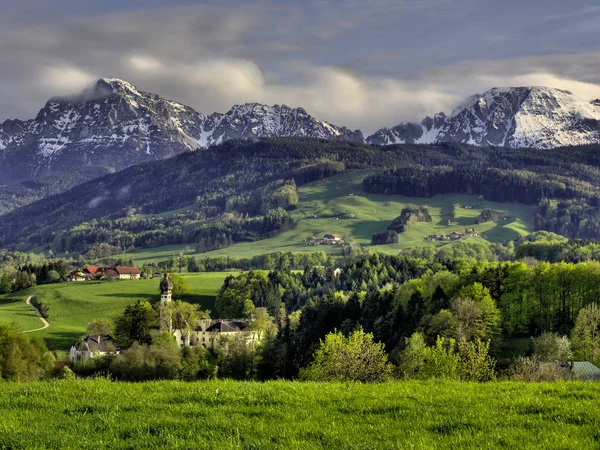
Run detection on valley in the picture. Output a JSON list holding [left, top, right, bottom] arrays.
[[120, 170, 534, 264]]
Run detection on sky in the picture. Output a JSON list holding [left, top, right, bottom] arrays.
[[2, 0, 600, 134]]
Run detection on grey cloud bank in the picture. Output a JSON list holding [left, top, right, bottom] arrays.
[[1, 0, 600, 134]]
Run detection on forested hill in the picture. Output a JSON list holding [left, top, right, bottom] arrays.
[[3, 138, 600, 252], [0, 138, 393, 250]]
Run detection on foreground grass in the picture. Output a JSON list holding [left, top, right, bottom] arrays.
[[0, 273, 229, 352], [0, 379, 599, 449], [121, 170, 534, 263]]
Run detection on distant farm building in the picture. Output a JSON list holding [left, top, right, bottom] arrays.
[[158, 273, 260, 350], [69, 335, 120, 362], [322, 234, 343, 244], [571, 361, 600, 381], [67, 272, 87, 282], [305, 234, 344, 246], [68, 265, 142, 282], [116, 266, 141, 280]]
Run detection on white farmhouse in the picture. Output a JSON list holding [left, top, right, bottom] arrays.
[[69, 335, 120, 362]]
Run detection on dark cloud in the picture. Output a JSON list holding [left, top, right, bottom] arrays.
[[0, 0, 599, 133]]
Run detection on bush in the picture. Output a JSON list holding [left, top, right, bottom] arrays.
[[0, 323, 54, 381], [300, 329, 392, 383], [532, 332, 573, 362], [110, 340, 181, 381], [59, 366, 76, 380], [457, 338, 496, 382], [508, 356, 571, 382]]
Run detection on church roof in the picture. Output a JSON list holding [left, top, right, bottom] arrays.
[[73, 335, 120, 353], [160, 273, 174, 292]]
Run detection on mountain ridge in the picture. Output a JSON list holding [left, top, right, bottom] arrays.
[[0, 78, 361, 185], [2, 80, 600, 186]]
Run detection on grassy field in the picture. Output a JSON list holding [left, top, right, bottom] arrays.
[[0, 273, 230, 352], [1, 379, 599, 449], [120, 170, 534, 264]]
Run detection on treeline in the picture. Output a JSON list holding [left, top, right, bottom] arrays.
[[362, 154, 600, 240], [363, 166, 591, 204], [51, 208, 295, 254], [212, 252, 600, 378], [156, 250, 340, 273], [0, 260, 69, 295], [372, 205, 431, 244], [476, 209, 503, 223], [387, 206, 432, 233]]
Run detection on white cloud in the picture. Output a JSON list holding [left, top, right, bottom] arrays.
[[37, 66, 95, 97], [1, 1, 600, 135]]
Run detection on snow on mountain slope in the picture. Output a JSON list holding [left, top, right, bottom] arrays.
[[368, 87, 600, 149], [3, 80, 600, 185], [0, 78, 362, 184], [367, 113, 446, 145]]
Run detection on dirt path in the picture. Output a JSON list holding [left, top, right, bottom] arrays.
[[22, 296, 49, 333]]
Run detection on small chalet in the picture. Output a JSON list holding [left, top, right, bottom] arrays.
[[69, 335, 120, 362], [67, 271, 88, 282], [84, 266, 100, 277], [116, 266, 141, 280], [173, 319, 260, 349], [323, 234, 343, 244]]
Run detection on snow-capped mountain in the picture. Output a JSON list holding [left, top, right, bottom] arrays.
[[367, 87, 600, 148], [366, 113, 447, 145], [3, 80, 600, 185], [0, 78, 362, 184]]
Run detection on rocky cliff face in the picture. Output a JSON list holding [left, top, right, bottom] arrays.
[[367, 87, 600, 148], [0, 78, 363, 184]]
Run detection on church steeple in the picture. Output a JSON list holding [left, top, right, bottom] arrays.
[[159, 273, 174, 332], [160, 273, 173, 306]]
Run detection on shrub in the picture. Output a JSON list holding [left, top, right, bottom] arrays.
[[300, 329, 392, 383], [508, 356, 571, 382], [532, 332, 573, 362], [457, 337, 496, 382]]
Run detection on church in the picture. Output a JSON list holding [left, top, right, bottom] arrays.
[[159, 273, 261, 349]]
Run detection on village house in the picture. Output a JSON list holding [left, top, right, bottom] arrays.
[[69, 335, 120, 362], [116, 266, 141, 280], [84, 266, 101, 277], [67, 271, 88, 282], [322, 234, 343, 244], [68, 265, 142, 282]]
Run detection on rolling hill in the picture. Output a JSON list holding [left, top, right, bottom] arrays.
[[0, 273, 229, 352], [119, 170, 533, 264]]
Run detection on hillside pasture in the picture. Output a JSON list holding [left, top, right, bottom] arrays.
[[120, 170, 534, 263], [0, 273, 229, 352]]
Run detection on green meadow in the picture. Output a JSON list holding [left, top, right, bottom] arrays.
[[0, 273, 230, 352], [120, 170, 534, 264], [1, 379, 599, 449]]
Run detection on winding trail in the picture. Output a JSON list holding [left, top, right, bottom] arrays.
[[22, 296, 49, 333]]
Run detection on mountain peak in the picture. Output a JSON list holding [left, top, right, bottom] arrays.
[[94, 77, 141, 97], [368, 85, 600, 148]]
